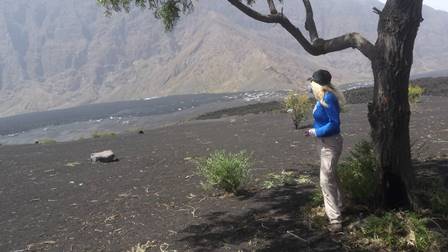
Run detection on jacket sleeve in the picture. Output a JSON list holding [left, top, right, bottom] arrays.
[[315, 92, 340, 137]]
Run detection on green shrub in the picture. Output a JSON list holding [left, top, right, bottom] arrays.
[[337, 140, 378, 205], [424, 179, 448, 216], [416, 177, 448, 216], [195, 150, 252, 193], [38, 138, 57, 144], [405, 212, 436, 251], [301, 189, 326, 229], [92, 131, 116, 138], [283, 92, 313, 129], [409, 84, 425, 103], [361, 212, 405, 249], [309, 189, 324, 208], [358, 212, 440, 251], [430, 189, 448, 216]]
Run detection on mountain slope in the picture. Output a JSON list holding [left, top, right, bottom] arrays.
[[0, 0, 447, 116]]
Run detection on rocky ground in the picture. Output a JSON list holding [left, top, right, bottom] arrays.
[[0, 95, 447, 251]]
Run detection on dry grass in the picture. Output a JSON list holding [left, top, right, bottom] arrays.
[[127, 241, 157, 252]]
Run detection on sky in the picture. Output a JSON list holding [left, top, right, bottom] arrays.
[[379, 0, 448, 12], [420, 0, 448, 11]]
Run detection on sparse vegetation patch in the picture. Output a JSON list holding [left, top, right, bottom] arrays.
[[283, 92, 313, 129], [346, 211, 446, 251], [195, 150, 252, 193], [92, 131, 117, 138], [37, 139, 57, 144], [415, 176, 448, 217], [409, 84, 425, 103], [337, 140, 378, 206], [262, 170, 314, 189]]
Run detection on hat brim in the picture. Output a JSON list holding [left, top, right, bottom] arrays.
[[309, 79, 330, 86]]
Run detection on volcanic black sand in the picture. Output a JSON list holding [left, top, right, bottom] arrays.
[[1, 96, 447, 251]]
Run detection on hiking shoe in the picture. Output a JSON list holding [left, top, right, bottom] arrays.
[[328, 223, 342, 233]]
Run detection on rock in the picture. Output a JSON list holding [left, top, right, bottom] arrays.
[[90, 150, 116, 163]]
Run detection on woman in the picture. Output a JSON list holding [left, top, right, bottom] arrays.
[[305, 69, 345, 233]]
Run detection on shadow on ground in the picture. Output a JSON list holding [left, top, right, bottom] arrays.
[[414, 158, 448, 188], [178, 184, 341, 251], [178, 158, 448, 251]]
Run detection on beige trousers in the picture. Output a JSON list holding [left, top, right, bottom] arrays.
[[318, 134, 343, 224]]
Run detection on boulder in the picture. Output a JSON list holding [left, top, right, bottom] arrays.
[[90, 150, 116, 163]]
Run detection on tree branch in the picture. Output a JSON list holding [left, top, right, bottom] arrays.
[[280, 18, 376, 59], [373, 7, 382, 15], [227, 0, 282, 23], [267, 0, 278, 14], [302, 0, 318, 42], [227, 0, 375, 60]]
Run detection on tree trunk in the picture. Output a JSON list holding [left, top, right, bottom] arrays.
[[368, 0, 423, 208]]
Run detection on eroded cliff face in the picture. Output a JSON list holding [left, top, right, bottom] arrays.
[[0, 0, 447, 116]]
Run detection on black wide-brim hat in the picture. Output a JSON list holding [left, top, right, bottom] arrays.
[[307, 69, 332, 86]]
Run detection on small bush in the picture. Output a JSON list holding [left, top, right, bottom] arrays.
[[301, 189, 327, 229], [337, 140, 378, 206], [356, 212, 441, 251], [361, 212, 406, 249], [302, 205, 327, 229], [283, 92, 313, 129], [405, 212, 436, 251], [309, 189, 324, 208], [92, 131, 116, 138], [415, 177, 448, 216], [195, 150, 252, 193], [38, 139, 57, 144], [430, 189, 448, 216], [409, 84, 425, 103]]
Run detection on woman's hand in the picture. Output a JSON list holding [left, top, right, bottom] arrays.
[[304, 128, 316, 137]]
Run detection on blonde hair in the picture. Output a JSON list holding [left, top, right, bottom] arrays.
[[310, 81, 346, 108]]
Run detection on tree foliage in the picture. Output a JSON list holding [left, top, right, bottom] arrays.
[[97, 0, 194, 31], [96, 0, 286, 31]]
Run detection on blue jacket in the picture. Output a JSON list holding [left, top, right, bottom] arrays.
[[313, 91, 341, 137]]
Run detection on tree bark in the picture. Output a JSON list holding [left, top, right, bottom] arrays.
[[368, 0, 423, 208], [227, 0, 423, 209]]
